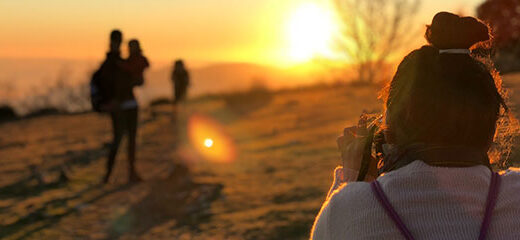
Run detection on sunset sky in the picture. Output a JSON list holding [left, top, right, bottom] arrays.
[[1, 0, 484, 67]]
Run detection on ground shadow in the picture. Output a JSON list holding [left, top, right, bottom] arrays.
[[0, 145, 107, 201], [108, 166, 223, 239], [0, 183, 131, 240]]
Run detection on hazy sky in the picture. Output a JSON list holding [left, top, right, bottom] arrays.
[[1, 0, 484, 66]]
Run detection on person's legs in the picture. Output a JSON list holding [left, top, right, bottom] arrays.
[[172, 85, 182, 122], [104, 111, 123, 183], [127, 108, 141, 182], [174, 86, 180, 105], [178, 85, 187, 103]]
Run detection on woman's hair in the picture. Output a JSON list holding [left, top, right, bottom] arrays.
[[381, 12, 518, 166]]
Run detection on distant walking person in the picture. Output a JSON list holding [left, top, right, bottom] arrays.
[[171, 60, 190, 104], [100, 30, 147, 184]]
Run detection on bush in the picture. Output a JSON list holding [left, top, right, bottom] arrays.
[[221, 84, 273, 115], [0, 105, 18, 123]]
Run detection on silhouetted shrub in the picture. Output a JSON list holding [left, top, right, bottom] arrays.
[[222, 84, 273, 115], [0, 105, 17, 122], [478, 0, 520, 73]]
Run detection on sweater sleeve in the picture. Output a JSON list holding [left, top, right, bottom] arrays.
[[311, 167, 359, 239], [311, 199, 332, 240], [326, 166, 359, 199]]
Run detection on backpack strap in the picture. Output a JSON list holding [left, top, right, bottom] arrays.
[[370, 172, 501, 240], [371, 180, 415, 240], [478, 172, 501, 240]]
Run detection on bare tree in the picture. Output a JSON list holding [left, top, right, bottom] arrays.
[[334, 0, 420, 83]]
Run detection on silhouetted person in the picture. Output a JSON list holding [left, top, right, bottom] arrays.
[[101, 30, 145, 184], [171, 60, 190, 104], [120, 39, 149, 86]]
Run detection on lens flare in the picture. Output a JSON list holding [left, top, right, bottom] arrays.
[[204, 138, 214, 148], [188, 114, 236, 163]]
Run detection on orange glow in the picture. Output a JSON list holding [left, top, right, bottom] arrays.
[[0, 0, 485, 66], [188, 114, 236, 163]]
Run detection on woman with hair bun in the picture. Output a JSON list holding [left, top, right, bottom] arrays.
[[311, 12, 520, 239]]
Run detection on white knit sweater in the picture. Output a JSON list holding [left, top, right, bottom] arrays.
[[311, 161, 520, 239]]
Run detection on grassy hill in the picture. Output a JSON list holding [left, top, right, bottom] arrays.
[[0, 73, 518, 239]]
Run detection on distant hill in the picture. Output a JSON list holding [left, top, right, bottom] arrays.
[[0, 58, 338, 113], [141, 62, 327, 102]]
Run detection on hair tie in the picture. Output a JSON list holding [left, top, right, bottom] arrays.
[[439, 49, 471, 54]]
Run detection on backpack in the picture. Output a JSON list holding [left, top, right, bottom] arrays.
[[90, 67, 109, 112]]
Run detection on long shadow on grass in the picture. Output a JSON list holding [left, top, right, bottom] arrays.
[[107, 167, 223, 239], [0, 146, 107, 200], [0, 183, 131, 240]]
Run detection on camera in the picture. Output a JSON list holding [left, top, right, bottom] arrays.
[[355, 113, 385, 181]]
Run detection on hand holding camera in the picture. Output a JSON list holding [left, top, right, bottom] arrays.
[[336, 113, 381, 182]]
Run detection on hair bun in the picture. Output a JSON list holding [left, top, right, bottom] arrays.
[[425, 12, 490, 49]]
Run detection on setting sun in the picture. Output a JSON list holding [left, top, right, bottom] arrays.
[[286, 3, 338, 62]]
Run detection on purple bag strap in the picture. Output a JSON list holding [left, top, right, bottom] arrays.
[[370, 172, 501, 240], [371, 180, 415, 240], [479, 172, 501, 240]]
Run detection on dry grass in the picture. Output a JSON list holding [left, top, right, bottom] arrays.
[[1, 74, 519, 239]]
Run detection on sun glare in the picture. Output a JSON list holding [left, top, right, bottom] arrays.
[[286, 3, 338, 62], [204, 138, 214, 148]]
